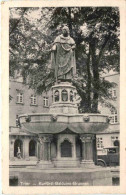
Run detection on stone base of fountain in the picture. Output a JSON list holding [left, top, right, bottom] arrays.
[[53, 159, 80, 168], [36, 160, 54, 169], [10, 167, 113, 186], [17, 81, 111, 186], [81, 160, 96, 168]]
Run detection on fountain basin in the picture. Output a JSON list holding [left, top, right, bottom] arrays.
[[19, 113, 109, 134]]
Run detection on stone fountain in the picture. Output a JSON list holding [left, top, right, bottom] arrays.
[[17, 26, 112, 185], [19, 80, 109, 169]]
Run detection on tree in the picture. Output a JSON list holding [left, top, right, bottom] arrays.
[[9, 7, 120, 113], [49, 7, 119, 112], [9, 8, 53, 77]]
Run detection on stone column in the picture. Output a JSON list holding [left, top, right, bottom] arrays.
[[37, 134, 54, 168], [80, 134, 95, 168], [72, 136, 77, 159], [59, 88, 62, 103], [24, 137, 30, 160], [56, 135, 61, 159], [9, 137, 15, 161], [48, 141, 51, 161], [67, 88, 70, 102]]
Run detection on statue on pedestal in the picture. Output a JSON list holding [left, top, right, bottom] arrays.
[[17, 146, 21, 159], [51, 26, 76, 81]]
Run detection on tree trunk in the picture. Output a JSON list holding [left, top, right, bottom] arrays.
[[67, 8, 73, 37], [92, 58, 99, 113], [85, 45, 91, 112], [90, 42, 99, 113]]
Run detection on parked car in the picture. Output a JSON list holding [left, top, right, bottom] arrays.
[[97, 146, 119, 167]]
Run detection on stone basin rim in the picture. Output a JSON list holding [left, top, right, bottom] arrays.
[[20, 123, 109, 135], [19, 113, 109, 118]]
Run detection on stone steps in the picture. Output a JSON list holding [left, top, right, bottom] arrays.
[[53, 160, 80, 168], [9, 160, 37, 168]]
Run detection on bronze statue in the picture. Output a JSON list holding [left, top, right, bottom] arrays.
[[51, 26, 76, 81]]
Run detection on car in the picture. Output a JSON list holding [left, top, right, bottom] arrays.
[[97, 146, 119, 167]]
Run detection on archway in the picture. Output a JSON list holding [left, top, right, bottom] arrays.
[[61, 140, 72, 157], [70, 90, 74, 102], [61, 89, 68, 102], [29, 140, 36, 156], [76, 138, 82, 158], [14, 139, 23, 157], [114, 140, 119, 147], [54, 90, 59, 102]]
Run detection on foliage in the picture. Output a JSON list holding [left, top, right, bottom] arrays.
[[9, 7, 120, 113]]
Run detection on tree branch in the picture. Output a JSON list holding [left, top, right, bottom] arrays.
[[9, 8, 28, 35], [98, 34, 111, 64], [98, 23, 117, 64]]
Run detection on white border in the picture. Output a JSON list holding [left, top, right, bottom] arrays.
[[1, 0, 126, 194]]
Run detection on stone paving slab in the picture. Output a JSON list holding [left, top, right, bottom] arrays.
[[9, 160, 119, 169], [9, 168, 113, 186], [9, 165, 119, 186], [10, 166, 119, 173]]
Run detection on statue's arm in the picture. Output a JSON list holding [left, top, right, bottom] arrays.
[[51, 43, 57, 70], [51, 44, 57, 51], [51, 35, 60, 51]]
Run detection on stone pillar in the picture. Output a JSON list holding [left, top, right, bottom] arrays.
[[56, 136, 61, 159], [37, 134, 54, 168], [59, 88, 62, 103], [67, 88, 70, 102], [80, 134, 95, 168], [24, 137, 30, 160], [72, 136, 77, 159], [48, 142, 51, 161], [9, 137, 15, 161]]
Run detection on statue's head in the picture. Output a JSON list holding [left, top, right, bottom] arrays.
[[62, 26, 69, 37]]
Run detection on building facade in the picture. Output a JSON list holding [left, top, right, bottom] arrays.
[[9, 77, 52, 127], [97, 72, 120, 155], [9, 73, 120, 161], [10, 81, 109, 169], [9, 77, 51, 161]]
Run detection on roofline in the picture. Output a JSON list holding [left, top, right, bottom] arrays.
[[102, 73, 120, 78]]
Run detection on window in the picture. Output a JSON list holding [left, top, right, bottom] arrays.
[[54, 90, 59, 102], [110, 109, 118, 124], [29, 140, 36, 156], [114, 140, 119, 147], [61, 89, 68, 102], [109, 88, 117, 98], [70, 90, 73, 102], [16, 115, 19, 127], [43, 97, 49, 107], [14, 139, 23, 157], [111, 136, 118, 140], [111, 136, 119, 146], [108, 148, 116, 154], [113, 89, 117, 98], [17, 93, 23, 103], [31, 95, 37, 105], [61, 140, 72, 157], [96, 137, 104, 148]]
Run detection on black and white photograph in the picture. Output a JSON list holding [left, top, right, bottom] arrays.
[[8, 5, 121, 187], [1, 0, 126, 193]]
